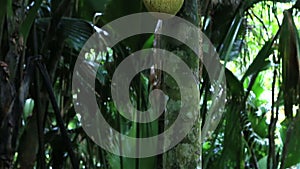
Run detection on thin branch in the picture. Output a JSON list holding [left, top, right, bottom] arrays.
[[31, 20, 46, 169], [35, 67, 45, 169], [247, 10, 269, 41], [36, 61, 79, 169], [271, 3, 281, 28], [268, 68, 277, 169], [153, 19, 164, 169], [244, 73, 259, 169]]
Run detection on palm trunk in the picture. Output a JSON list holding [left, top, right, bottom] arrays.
[[162, 0, 201, 168]]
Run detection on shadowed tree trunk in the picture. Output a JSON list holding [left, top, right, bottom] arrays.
[[0, 61, 15, 169], [0, 0, 25, 168]]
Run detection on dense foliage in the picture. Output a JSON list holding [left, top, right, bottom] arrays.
[[0, 0, 300, 168]]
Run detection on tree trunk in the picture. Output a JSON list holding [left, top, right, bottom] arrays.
[[162, 0, 201, 168], [0, 0, 25, 168]]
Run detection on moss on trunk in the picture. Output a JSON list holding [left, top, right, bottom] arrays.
[[162, 0, 202, 168]]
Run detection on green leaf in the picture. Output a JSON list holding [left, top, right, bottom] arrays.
[[36, 17, 95, 51], [0, 0, 8, 47], [218, 15, 244, 64], [6, 0, 12, 18], [251, 74, 265, 99], [0, 0, 7, 18], [258, 156, 268, 169], [203, 142, 212, 150], [75, 0, 109, 21], [67, 119, 78, 130], [101, 0, 144, 51], [248, 108, 268, 138], [241, 32, 279, 82], [23, 98, 35, 119], [0, 0, 8, 26], [280, 118, 300, 168], [142, 35, 154, 49], [225, 68, 244, 96], [102, 0, 142, 24], [279, 10, 300, 118], [219, 100, 243, 168], [20, 0, 43, 41]]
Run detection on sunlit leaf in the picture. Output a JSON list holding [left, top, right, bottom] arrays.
[[258, 156, 267, 169], [23, 98, 34, 119], [241, 33, 279, 82]]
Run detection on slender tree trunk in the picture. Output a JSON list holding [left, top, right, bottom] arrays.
[[162, 0, 201, 168]]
